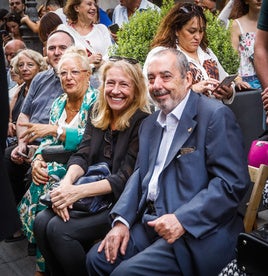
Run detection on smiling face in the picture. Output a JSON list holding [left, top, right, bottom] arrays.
[[75, 0, 97, 22], [104, 66, 135, 118], [17, 54, 40, 84], [147, 51, 192, 114], [176, 16, 205, 54], [247, 0, 262, 11]]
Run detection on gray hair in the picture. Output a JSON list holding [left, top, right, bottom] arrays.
[[57, 46, 92, 73], [12, 49, 47, 74], [150, 48, 190, 79]]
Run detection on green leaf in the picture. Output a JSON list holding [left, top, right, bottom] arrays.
[[111, 1, 239, 74]]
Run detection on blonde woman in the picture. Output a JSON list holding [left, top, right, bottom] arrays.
[[34, 57, 150, 276]]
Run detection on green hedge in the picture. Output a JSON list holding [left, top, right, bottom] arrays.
[[110, 0, 239, 74]]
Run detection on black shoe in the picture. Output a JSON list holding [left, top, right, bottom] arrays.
[[28, 242, 37, 256], [5, 233, 26, 243]]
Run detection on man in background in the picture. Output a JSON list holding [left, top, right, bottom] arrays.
[[0, 34, 21, 241], [113, 0, 160, 27], [9, 0, 25, 17]]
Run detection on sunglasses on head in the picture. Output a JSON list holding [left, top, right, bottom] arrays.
[[179, 4, 204, 14], [109, 56, 139, 65]]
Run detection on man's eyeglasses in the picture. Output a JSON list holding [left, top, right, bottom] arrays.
[[109, 56, 139, 65], [179, 4, 203, 14], [58, 69, 88, 78]]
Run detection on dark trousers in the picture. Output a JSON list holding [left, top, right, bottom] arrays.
[[34, 208, 111, 276], [4, 145, 30, 204], [86, 222, 181, 276]]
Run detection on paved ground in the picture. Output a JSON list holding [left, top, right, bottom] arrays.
[[0, 210, 267, 276], [0, 238, 35, 276]]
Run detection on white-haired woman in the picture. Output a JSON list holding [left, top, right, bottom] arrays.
[[18, 47, 98, 275]]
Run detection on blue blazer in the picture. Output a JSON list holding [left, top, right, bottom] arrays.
[[111, 91, 250, 275]]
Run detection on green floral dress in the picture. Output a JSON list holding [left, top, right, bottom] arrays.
[[18, 86, 97, 271]]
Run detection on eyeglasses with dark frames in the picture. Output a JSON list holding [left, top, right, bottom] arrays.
[[109, 56, 139, 65]]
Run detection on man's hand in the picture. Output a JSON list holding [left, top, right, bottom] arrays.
[[8, 122, 16, 137], [10, 144, 27, 164], [98, 222, 130, 264], [19, 122, 54, 143], [147, 214, 185, 244]]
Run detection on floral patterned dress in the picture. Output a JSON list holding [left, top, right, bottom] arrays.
[[17, 86, 97, 271], [235, 19, 261, 89]]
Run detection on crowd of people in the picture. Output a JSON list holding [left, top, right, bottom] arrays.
[[1, 0, 268, 275]]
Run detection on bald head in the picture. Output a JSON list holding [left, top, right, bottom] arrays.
[[4, 39, 26, 65]]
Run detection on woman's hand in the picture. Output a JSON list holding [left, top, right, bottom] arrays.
[[2, 33, 13, 45], [31, 157, 49, 185], [192, 78, 219, 96], [50, 183, 79, 209], [213, 84, 233, 100], [52, 205, 70, 222], [88, 53, 103, 68], [50, 183, 81, 222], [20, 14, 29, 24], [19, 122, 57, 143], [235, 78, 251, 91]]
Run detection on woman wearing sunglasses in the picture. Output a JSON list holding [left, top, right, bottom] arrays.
[[33, 57, 150, 276], [144, 2, 236, 104]]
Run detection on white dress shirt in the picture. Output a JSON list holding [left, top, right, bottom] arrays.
[[112, 0, 160, 27], [147, 91, 190, 201]]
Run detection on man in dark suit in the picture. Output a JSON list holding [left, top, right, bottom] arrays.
[[87, 48, 250, 275], [0, 36, 21, 241]]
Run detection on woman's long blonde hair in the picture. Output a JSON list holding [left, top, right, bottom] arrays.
[[91, 60, 150, 131]]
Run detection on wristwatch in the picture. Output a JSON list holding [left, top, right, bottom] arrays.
[[56, 126, 63, 140]]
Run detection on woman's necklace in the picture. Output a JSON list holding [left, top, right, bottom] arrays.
[[66, 99, 82, 113], [66, 106, 79, 113]]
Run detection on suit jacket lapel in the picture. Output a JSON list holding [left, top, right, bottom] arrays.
[[141, 117, 163, 194], [164, 91, 198, 169]]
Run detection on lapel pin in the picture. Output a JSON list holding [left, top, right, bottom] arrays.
[[188, 127, 192, 133]]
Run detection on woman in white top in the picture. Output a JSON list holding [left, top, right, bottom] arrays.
[[144, 2, 235, 104], [58, 0, 113, 87], [230, 0, 262, 89]]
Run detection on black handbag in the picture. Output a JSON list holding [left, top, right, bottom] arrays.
[[41, 145, 76, 164], [40, 162, 113, 215], [237, 224, 268, 275]]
